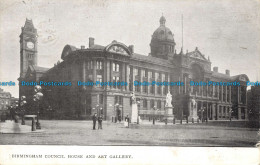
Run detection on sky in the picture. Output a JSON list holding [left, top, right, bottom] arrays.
[[0, 0, 260, 98]]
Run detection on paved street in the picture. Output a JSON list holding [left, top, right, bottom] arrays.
[[0, 120, 259, 146]]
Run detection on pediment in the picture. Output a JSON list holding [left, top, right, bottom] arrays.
[[105, 41, 132, 56], [188, 50, 207, 61]]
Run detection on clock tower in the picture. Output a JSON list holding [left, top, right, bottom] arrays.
[[19, 18, 38, 78]]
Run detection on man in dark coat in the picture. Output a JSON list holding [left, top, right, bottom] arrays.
[[92, 113, 97, 130], [98, 115, 103, 129]]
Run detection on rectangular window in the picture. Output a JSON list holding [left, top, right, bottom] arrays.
[[88, 75, 93, 81], [97, 61, 103, 69], [150, 85, 154, 94], [157, 86, 161, 94], [116, 64, 120, 72], [145, 69, 148, 77], [143, 85, 147, 93], [116, 76, 120, 89], [163, 86, 166, 95], [157, 100, 161, 109], [135, 80, 139, 92], [99, 94, 103, 104], [148, 71, 152, 78], [134, 68, 138, 76], [162, 73, 165, 81], [155, 72, 158, 80], [143, 99, 147, 108], [113, 63, 120, 72], [150, 100, 154, 109], [90, 61, 93, 69], [113, 76, 116, 88], [97, 75, 102, 82], [114, 96, 123, 105], [113, 63, 116, 71]]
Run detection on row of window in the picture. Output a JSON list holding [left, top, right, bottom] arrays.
[[133, 82, 167, 94], [27, 54, 34, 59], [143, 99, 164, 110], [132, 68, 167, 80], [86, 61, 103, 70]]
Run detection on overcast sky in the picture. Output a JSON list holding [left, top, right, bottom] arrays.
[[0, 0, 260, 97]]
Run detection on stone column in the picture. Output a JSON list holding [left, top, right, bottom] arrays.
[[206, 102, 208, 120], [147, 71, 150, 95], [221, 86, 223, 102], [225, 86, 228, 103], [184, 75, 187, 94], [245, 108, 248, 120], [238, 107, 241, 119], [93, 59, 97, 84], [202, 84, 204, 96], [147, 99, 151, 110], [216, 104, 219, 120], [206, 83, 209, 97], [140, 69, 143, 94], [212, 103, 215, 120], [106, 60, 110, 90], [245, 86, 247, 105], [229, 86, 232, 103], [130, 66, 134, 91], [209, 104, 212, 119], [213, 85, 215, 97], [178, 76, 181, 94], [125, 64, 129, 91], [237, 86, 240, 103], [220, 106, 223, 119], [110, 61, 113, 89], [121, 63, 126, 91], [83, 60, 86, 82]]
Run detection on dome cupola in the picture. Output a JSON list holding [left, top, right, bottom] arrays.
[[150, 16, 176, 59]]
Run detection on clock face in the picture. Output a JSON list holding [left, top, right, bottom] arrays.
[[27, 42, 34, 49]]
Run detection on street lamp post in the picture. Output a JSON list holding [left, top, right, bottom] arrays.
[[229, 108, 233, 122], [20, 96, 27, 125], [136, 101, 140, 124], [152, 106, 156, 125], [114, 103, 119, 123], [33, 85, 43, 129]]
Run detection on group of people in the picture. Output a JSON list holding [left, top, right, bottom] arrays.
[[92, 113, 131, 129], [92, 113, 103, 130]]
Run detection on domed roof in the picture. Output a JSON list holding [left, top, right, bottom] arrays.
[[152, 16, 174, 41]]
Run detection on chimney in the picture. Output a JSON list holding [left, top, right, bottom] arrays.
[[226, 69, 230, 76], [213, 67, 218, 72], [81, 45, 85, 49], [128, 45, 134, 54], [89, 37, 94, 48]]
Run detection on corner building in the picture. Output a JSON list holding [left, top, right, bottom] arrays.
[[19, 16, 249, 121]]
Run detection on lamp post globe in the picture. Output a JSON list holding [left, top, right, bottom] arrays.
[[34, 91, 43, 129]]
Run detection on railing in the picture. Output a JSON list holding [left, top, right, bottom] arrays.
[[139, 109, 165, 115]]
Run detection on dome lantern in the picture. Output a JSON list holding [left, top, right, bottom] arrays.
[[160, 16, 166, 26]]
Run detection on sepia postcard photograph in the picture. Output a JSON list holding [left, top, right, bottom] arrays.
[[0, 0, 259, 164]]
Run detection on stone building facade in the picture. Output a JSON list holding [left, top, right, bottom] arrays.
[[0, 88, 11, 111], [19, 17, 249, 121]]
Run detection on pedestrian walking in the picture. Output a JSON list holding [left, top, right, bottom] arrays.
[[118, 114, 121, 123], [98, 115, 103, 129], [92, 113, 97, 130], [124, 115, 129, 128]]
